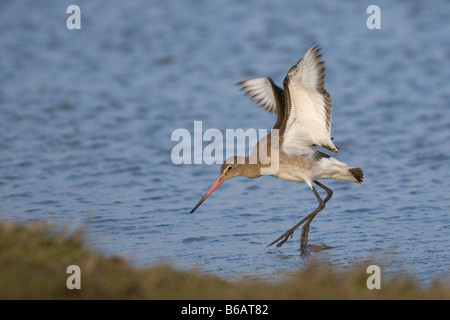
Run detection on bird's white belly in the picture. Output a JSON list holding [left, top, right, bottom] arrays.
[[274, 164, 311, 183], [275, 171, 305, 182]]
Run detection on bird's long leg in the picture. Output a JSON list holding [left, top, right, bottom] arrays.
[[314, 181, 333, 204], [300, 181, 333, 253], [268, 181, 332, 249]]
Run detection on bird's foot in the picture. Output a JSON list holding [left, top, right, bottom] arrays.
[[268, 229, 296, 248], [300, 246, 310, 256]]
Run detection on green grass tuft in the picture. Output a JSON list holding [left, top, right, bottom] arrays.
[[0, 220, 448, 299]]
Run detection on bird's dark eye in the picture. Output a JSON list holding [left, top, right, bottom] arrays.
[[227, 166, 232, 171]]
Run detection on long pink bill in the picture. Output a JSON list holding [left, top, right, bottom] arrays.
[[190, 175, 227, 213]]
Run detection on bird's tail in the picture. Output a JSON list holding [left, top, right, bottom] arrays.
[[348, 167, 364, 184], [319, 157, 364, 184]]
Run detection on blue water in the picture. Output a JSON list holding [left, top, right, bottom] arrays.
[[1, 0, 449, 286]]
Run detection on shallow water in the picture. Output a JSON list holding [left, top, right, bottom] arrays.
[[1, 0, 449, 286]]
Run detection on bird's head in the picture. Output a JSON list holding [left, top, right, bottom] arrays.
[[190, 156, 260, 213], [219, 156, 252, 179]]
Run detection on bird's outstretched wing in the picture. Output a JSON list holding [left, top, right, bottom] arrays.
[[281, 46, 338, 154], [238, 77, 285, 129]]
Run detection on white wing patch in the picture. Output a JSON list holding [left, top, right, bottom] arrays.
[[238, 78, 278, 114], [282, 46, 338, 154]]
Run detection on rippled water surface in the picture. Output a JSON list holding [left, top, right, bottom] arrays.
[[1, 0, 449, 285]]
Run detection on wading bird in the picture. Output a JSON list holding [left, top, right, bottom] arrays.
[[190, 45, 364, 253]]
